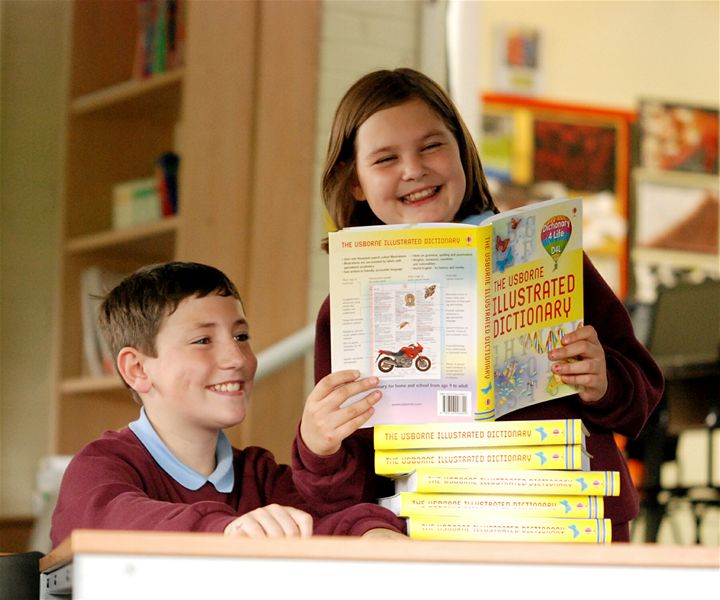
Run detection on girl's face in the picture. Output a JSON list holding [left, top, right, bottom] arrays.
[[351, 98, 466, 225]]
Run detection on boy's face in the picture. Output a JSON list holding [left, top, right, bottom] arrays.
[[141, 293, 257, 433], [351, 98, 466, 225]]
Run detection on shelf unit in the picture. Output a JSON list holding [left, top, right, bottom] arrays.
[[52, 0, 321, 461]]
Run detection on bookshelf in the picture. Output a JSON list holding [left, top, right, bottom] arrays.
[[52, 0, 320, 460]]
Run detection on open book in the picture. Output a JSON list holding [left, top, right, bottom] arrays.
[[329, 197, 584, 426]]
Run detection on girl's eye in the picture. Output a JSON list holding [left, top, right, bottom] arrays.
[[422, 142, 442, 151], [193, 337, 211, 345], [234, 333, 250, 343], [374, 155, 396, 165]]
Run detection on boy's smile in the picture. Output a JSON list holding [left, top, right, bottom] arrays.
[[351, 98, 466, 225], [139, 293, 257, 439]]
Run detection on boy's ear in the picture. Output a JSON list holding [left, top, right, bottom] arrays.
[[116, 347, 152, 394]]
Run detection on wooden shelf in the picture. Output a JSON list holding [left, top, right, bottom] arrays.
[[65, 216, 179, 255], [71, 70, 184, 117], [60, 375, 124, 395]]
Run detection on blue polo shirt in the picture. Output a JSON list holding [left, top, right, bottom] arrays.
[[128, 408, 234, 493]]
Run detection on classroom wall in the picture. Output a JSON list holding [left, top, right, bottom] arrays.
[[0, 1, 66, 518]]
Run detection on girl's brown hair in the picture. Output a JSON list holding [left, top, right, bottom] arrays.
[[321, 68, 496, 250]]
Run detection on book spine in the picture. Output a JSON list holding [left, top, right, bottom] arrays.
[[387, 492, 603, 518], [402, 468, 620, 496], [407, 515, 611, 543], [375, 444, 587, 475], [374, 418, 584, 449], [476, 223, 494, 421]]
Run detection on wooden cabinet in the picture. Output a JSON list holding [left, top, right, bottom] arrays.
[[52, 0, 320, 462]]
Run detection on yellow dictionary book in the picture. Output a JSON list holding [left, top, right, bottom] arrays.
[[328, 197, 584, 425], [374, 418, 587, 450], [378, 492, 604, 518], [395, 468, 620, 497], [407, 515, 611, 543], [375, 444, 590, 475]]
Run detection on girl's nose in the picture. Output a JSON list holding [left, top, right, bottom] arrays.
[[401, 154, 426, 180]]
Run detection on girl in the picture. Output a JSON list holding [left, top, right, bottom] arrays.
[[292, 68, 664, 542]]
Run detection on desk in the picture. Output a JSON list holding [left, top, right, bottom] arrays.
[[40, 530, 719, 599]]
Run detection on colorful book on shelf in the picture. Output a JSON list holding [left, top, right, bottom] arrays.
[[406, 515, 611, 543], [374, 418, 587, 450], [378, 492, 604, 519], [328, 196, 584, 426], [374, 444, 590, 475], [395, 467, 620, 497]]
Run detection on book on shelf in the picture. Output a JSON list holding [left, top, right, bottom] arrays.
[[406, 514, 611, 543], [374, 418, 587, 450], [80, 267, 128, 377], [394, 467, 620, 497], [133, 0, 186, 80], [374, 444, 590, 475], [328, 196, 584, 426], [378, 491, 604, 519]]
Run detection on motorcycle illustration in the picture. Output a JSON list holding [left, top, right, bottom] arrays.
[[376, 343, 431, 373]]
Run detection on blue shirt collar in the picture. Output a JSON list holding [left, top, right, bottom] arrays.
[[128, 407, 234, 493], [461, 210, 495, 225]]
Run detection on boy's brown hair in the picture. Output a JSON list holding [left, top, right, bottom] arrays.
[[98, 261, 242, 403], [321, 67, 496, 249]]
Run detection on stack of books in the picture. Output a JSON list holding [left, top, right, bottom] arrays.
[[374, 418, 619, 543]]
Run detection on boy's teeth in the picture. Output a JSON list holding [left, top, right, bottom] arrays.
[[211, 382, 241, 392], [403, 187, 437, 203]]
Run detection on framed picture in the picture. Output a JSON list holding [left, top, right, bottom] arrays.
[[480, 93, 635, 298], [631, 168, 719, 302], [638, 99, 719, 175]]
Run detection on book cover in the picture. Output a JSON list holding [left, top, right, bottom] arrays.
[[328, 197, 583, 426], [374, 444, 590, 475], [395, 467, 620, 497], [374, 418, 587, 450], [80, 267, 128, 377], [406, 515, 611, 543], [378, 492, 603, 519]]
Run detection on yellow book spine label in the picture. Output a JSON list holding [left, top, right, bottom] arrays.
[[403, 468, 620, 497], [374, 418, 585, 449], [375, 445, 587, 475], [388, 492, 602, 518], [408, 516, 611, 543]]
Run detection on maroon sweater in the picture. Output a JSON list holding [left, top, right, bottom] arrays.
[[292, 254, 664, 541], [50, 427, 405, 548]]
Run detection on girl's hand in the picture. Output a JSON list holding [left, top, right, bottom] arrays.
[[300, 370, 381, 456], [361, 528, 409, 540], [224, 504, 313, 538], [549, 325, 608, 403]]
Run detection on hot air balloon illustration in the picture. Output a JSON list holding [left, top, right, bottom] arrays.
[[540, 215, 572, 271]]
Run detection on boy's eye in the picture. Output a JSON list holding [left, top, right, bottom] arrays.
[[193, 337, 210, 345], [234, 333, 250, 343]]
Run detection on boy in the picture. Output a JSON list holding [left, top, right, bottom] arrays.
[[50, 262, 405, 547]]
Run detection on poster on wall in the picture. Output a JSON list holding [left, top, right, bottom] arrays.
[[639, 99, 719, 175], [480, 94, 634, 298], [493, 26, 542, 96], [631, 168, 719, 301]]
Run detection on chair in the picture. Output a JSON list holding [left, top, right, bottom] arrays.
[[635, 278, 720, 543], [0, 551, 44, 600]]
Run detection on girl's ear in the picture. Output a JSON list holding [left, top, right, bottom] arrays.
[[116, 347, 152, 394], [351, 184, 366, 201]]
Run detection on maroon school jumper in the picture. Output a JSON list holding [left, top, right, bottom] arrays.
[[51, 427, 405, 548], [292, 254, 664, 542]]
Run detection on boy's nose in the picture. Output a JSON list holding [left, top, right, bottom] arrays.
[[219, 341, 248, 368]]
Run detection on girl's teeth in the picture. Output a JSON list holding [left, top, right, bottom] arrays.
[[403, 187, 438, 203]]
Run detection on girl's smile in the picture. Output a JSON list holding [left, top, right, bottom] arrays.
[[351, 98, 466, 225]]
